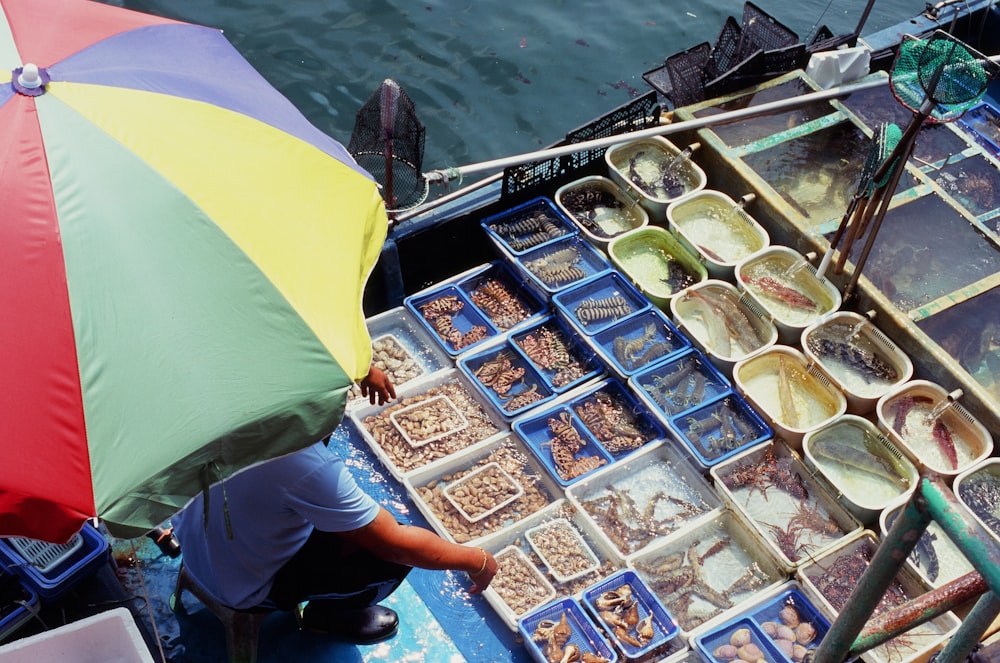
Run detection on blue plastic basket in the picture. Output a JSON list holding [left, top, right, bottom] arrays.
[[693, 615, 788, 663], [566, 378, 667, 460], [669, 392, 772, 471], [405, 284, 499, 357], [457, 343, 556, 420], [519, 597, 619, 663], [0, 570, 39, 642], [513, 404, 614, 487], [456, 261, 547, 334], [746, 585, 829, 662], [552, 271, 651, 337], [481, 196, 578, 257], [581, 569, 679, 661], [630, 348, 732, 422], [589, 307, 692, 380], [0, 523, 110, 602], [509, 315, 605, 395], [513, 234, 614, 298]]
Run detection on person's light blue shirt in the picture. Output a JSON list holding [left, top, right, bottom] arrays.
[[173, 441, 380, 609]]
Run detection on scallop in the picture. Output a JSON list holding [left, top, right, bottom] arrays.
[[730, 628, 753, 647], [795, 622, 817, 645], [737, 643, 764, 662], [714, 644, 739, 660], [779, 604, 801, 628]]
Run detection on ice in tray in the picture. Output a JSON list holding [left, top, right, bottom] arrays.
[[442, 462, 524, 523], [390, 395, 469, 448], [489, 545, 557, 621], [526, 517, 600, 583]]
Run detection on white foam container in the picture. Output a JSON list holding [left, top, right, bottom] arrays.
[[555, 175, 649, 250], [879, 495, 976, 590], [800, 311, 913, 415], [605, 136, 707, 219], [0, 608, 154, 662], [666, 190, 769, 280], [733, 345, 847, 448], [802, 414, 918, 526], [734, 247, 841, 345], [670, 279, 778, 377], [526, 517, 601, 583], [875, 380, 993, 481]]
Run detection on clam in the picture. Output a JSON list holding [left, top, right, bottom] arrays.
[[792, 644, 809, 662], [775, 625, 796, 642], [795, 622, 817, 645], [759, 621, 778, 638], [772, 638, 795, 659], [714, 644, 739, 660], [779, 604, 801, 627], [730, 628, 753, 647], [737, 643, 764, 662]]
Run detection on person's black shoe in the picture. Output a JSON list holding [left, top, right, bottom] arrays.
[[297, 604, 399, 644]]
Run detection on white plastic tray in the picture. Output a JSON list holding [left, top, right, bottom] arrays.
[[442, 461, 524, 523], [525, 517, 600, 583], [390, 395, 469, 448]]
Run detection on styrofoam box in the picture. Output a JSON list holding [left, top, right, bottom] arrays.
[[567, 441, 722, 561], [519, 597, 619, 663], [879, 496, 975, 590], [480, 500, 624, 631], [0, 608, 154, 662], [710, 439, 862, 573], [629, 348, 733, 424], [511, 234, 614, 300], [668, 392, 772, 472], [561, 377, 668, 461], [457, 339, 557, 421], [796, 530, 961, 663], [345, 306, 453, 411], [509, 314, 606, 395], [588, 303, 692, 382], [553, 271, 653, 338], [480, 196, 577, 257], [403, 434, 563, 546], [629, 509, 788, 640], [349, 368, 509, 481], [555, 175, 649, 251]]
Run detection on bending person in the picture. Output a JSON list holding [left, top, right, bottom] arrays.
[[172, 366, 497, 644]]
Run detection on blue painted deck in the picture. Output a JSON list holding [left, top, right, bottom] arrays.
[[113, 421, 532, 663]]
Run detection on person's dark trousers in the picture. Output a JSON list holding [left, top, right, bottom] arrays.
[[266, 529, 411, 615]]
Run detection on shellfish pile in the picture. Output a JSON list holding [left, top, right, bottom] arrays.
[[489, 546, 556, 617], [592, 584, 658, 652], [758, 599, 819, 662], [531, 610, 612, 663], [527, 518, 599, 582], [347, 334, 426, 403]]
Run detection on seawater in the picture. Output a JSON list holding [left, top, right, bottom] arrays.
[[112, 0, 923, 189]]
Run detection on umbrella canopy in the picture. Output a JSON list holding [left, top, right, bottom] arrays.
[[0, 0, 388, 543]]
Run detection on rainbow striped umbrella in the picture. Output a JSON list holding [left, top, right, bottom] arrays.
[[0, 0, 387, 543]]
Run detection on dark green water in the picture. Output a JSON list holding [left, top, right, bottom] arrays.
[[111, 0, 922, 178]]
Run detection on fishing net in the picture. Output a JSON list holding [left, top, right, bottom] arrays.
[[889, 31, 1000, 123], [348, 79, 426, 210]]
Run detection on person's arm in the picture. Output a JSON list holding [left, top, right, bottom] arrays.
[[342, 507, 498, 593], [359, 365, 396, 405]]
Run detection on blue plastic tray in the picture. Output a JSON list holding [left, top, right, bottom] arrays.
[[590, 307, 692, 380], [519, 597, 619, 663], [509, 315, 605, 395], [513, 404, 614, 487], [481, 197, 578, 257], [566, 378, 667, 460], [630, 348, 732, 421], [693, 615, 788, 663], [0, 523, 110, 602], [0, 570, 38, 641], [405, 284, 499, 357], [581, 569, 679, 661], [514, 234, 614, 297], [552, 271, 651, 337], [669, 392, 772, 471], [456, 261, 547, 334], [457, 343, 556, 420]]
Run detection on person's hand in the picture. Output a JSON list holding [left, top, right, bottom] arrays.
[[360, 366, 396, 405], [467, 548, 497, 594]]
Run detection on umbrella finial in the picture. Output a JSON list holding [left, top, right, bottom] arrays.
[[13, 63, 48, 96]]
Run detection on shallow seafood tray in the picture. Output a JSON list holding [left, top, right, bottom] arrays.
[[690, 581, 829, 663], [404, 434, 562, 545], [518, 597, 620, 663], [553, 270, 652, 338], [587, 306, 692, 382], [349, 368, 508, 480], [567, 441, 722, 561], [629, 348, 732, 424], [710, 440, 862, 573], [607, 226, 708, 310], [405, 283, 501, 357], [480, 196, 578, 257], [555, 175, 650, 250], [954, 457, 1000, 548], [510, 233, 614, 299], [605, 136, 707, 218], [669, 279, 778, 377], [457, 341, 558, 421], [801, 415, 918, 526], [734, 246, 842, 345], [513, 402, 616, 487], [629, 509, 788, 640], [666, 190, 769, 281], [668, 392, 772, 472], [733, 345, 847, 448], [563, 377, 668, 461], [509, 315, 606, 395], [581, 569, 681, 662], [345, 306, 453, 411], [455, 260, 548, 333], [875, 379, 994, 481], [480, 500, 624, 631], [800, 311, 913, 415], [795, 530, 961, 663], [880, 497, 975, 590]]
